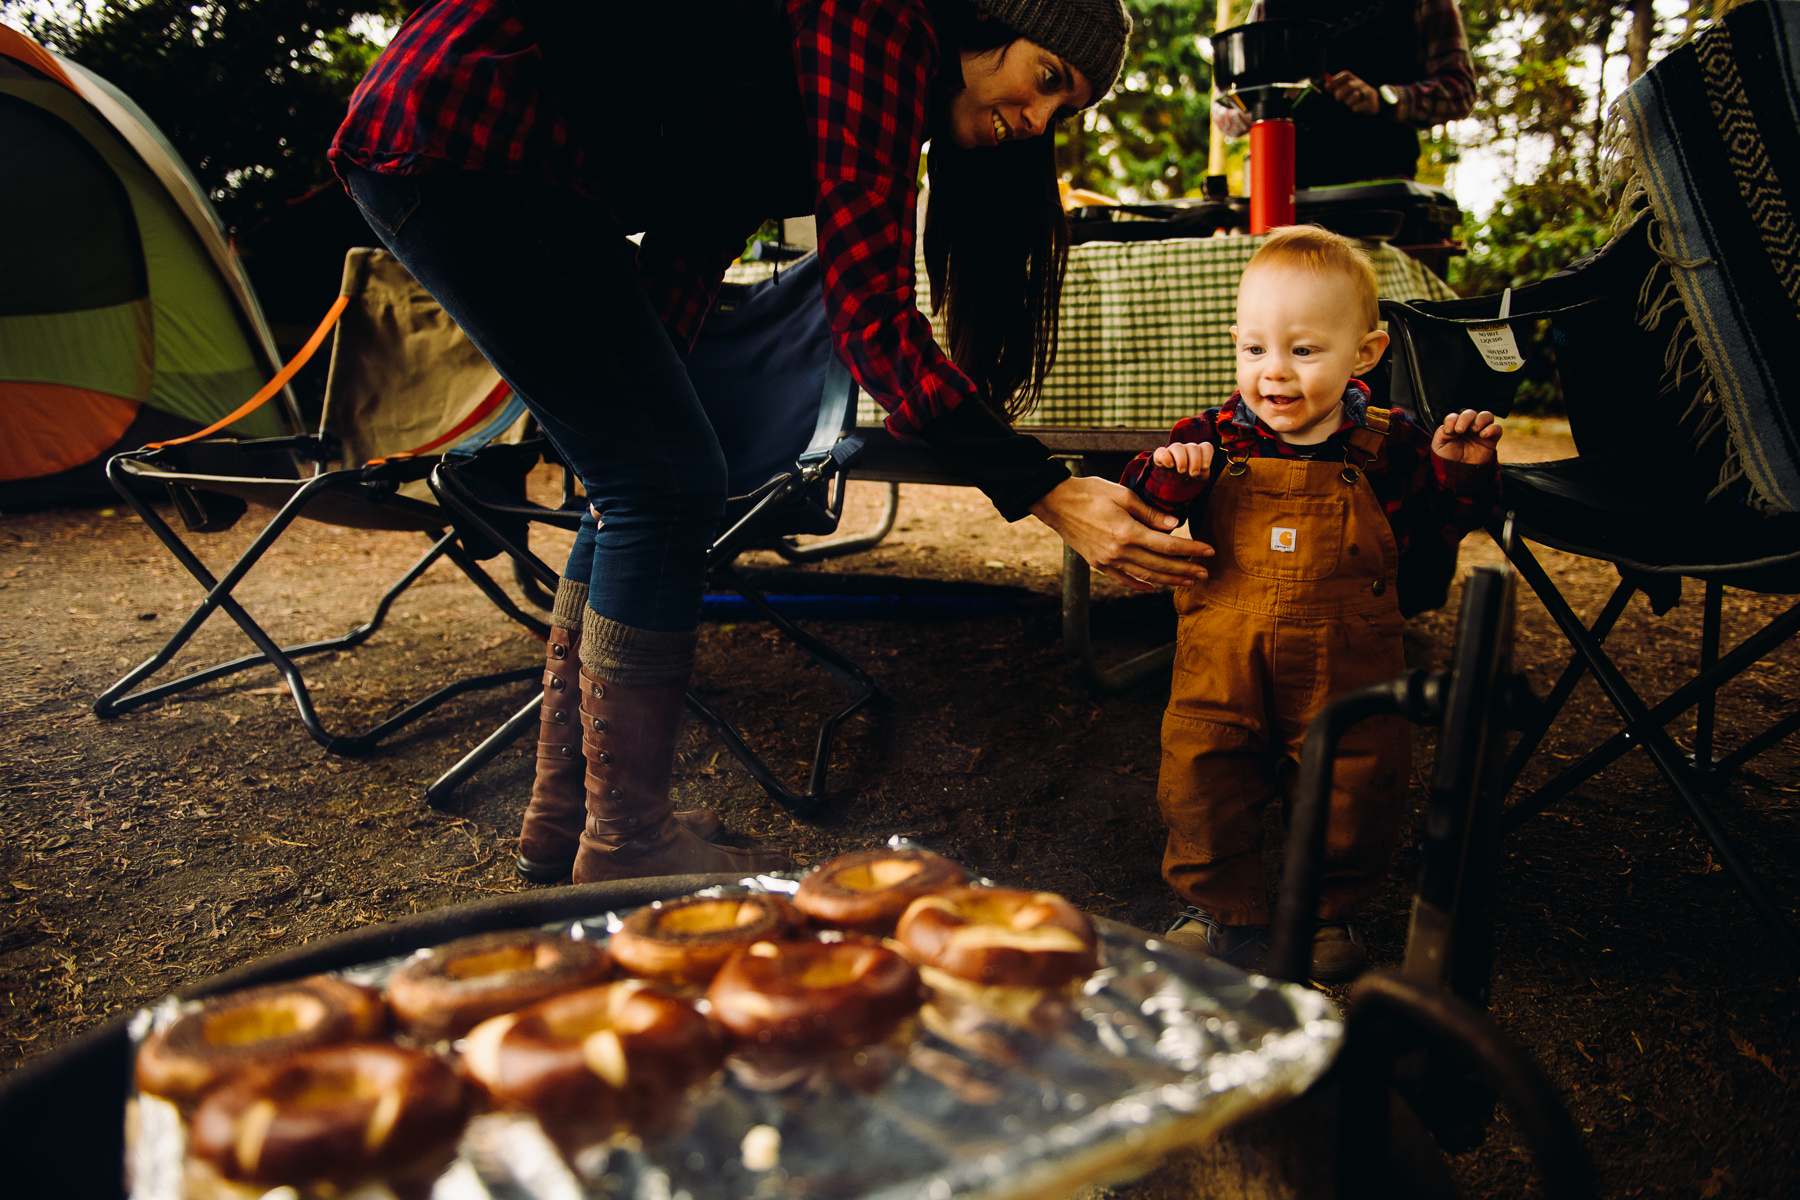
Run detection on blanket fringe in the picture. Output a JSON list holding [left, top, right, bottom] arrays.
[[1643, 205, 1716, 271], [1707, 435, 1753, 507], [1632, 217, 1740, 496], [1602, 8, 1790, 515], [1603, 101, 1644, 237]]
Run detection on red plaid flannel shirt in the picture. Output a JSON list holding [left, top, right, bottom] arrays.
[[331, 0, 976, 440], [1119, 384, 1500, 554]]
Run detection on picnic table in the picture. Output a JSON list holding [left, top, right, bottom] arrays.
[[739, 234, 1460, 692], [734, 232, 1458, 432]]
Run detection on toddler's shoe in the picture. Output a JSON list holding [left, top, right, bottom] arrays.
[[1310, 922, 1369, 982], [1163, 906, 1267, 970]]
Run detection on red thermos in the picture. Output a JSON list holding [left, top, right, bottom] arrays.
[[1248, 118, 1296, 233]]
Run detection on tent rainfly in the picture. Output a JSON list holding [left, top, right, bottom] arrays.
[[0, 23, 300, 509]]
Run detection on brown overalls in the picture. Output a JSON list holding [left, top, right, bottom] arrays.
[[1158, 408, 1413, 926]]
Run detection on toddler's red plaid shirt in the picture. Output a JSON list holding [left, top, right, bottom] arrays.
[[1119, 384, 1500, 554]]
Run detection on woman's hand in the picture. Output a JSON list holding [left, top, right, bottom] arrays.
[[1028, 476, 1213, 592]]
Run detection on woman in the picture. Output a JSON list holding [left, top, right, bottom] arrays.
[[330, 0, 1209, 887]]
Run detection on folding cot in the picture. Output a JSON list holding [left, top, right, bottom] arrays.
[[95, 247, 548, 754]]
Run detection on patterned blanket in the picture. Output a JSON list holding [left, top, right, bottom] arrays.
[[1616, 0, 1800, 512]]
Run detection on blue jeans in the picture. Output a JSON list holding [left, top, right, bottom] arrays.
[[344, 165, 727, 632]]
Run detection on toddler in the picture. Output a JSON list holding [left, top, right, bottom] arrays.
[[1120, 225, 1502, 981]]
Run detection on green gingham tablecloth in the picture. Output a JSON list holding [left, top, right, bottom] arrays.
[[726, 234, 1457, 431], [1018, 234, 1456, 430]]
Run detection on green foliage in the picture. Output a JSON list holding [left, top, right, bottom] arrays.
[[4, 0, 406, 233], [1455, 178, 1616, 295], [1447, 0, 1689, 411], [1060, 0, 1219, 199]]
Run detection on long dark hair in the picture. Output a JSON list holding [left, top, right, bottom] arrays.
[[922, 0, 1071, 422]]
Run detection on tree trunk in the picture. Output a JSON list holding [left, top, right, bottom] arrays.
[[1208, 0, 1235, 177], [1590, 13, 1614, 189], [1627, 0, 1656, 83]]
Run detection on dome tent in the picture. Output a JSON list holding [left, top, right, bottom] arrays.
[[0, 23, 300, 510]]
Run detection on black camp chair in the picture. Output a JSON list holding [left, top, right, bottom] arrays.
[[1379, 203, 1800, 968], [94, 248, 549, 754], [426, 251, 879, 821]]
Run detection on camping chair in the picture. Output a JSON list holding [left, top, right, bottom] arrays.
[[425, 251, 879, 820], [94, 247, 551, 754], [1377, 2, 1800, 967]]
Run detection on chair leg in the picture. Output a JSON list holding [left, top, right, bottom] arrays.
[[442, 539, 551, 641], [1504, 587, 1800, 832], [1695, 580, 1722, 772], [1497, 539, 1800, 967], [1498, 577, 1634, 801], [97, 476, 539, 755], [684, 563, 883, 820], [425, 692, 542, 808]]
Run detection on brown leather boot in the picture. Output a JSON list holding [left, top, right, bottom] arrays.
[[515, 628, 722, 883], [570, 666, 787, 884]]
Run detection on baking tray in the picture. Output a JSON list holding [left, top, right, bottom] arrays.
[[122, 873, 1341, 1200]]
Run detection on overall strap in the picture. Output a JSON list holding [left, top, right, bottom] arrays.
[[1345, 406, 1392, 465]]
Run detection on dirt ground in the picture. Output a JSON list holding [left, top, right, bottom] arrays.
[[1, 421, 1796, 1198]]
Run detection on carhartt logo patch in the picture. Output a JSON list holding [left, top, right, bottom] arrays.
[[1271, 527, 1297, 552]]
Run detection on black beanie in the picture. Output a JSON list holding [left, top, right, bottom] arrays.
[[969, 0, 1132, 104]]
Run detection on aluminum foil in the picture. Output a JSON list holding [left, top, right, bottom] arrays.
[[126, 880, 1340, 1200]]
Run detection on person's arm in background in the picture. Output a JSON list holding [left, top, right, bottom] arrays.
[[1323, 0, 1473, 125], [1392, 0, 1474, 125]]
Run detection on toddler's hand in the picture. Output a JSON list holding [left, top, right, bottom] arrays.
[[1152, 441, 1215, 481], [1433, 409, 1502, 465]]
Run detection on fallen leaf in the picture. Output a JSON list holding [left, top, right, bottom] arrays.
[[1729, 1031, 1786, 1083]]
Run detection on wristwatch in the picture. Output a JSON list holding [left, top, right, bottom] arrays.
[[1377, 84, 1401, 116]]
